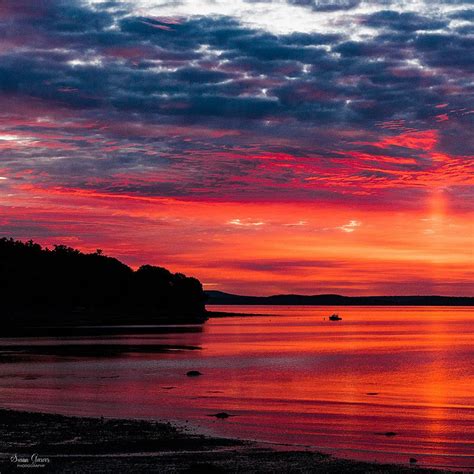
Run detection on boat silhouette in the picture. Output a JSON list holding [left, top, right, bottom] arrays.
[[329, 313, 342, 321]]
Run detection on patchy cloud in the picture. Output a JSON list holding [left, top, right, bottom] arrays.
[[337, 220, 362, 233], [0, 0, 472, 207], [228, 218, 266, 227], [0, 0, 472, 294]]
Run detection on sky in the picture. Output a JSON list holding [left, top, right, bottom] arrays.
[[0, 0, 473, 296]]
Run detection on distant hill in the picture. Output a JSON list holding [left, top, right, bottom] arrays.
[[206, 290, 474, 306], [0, 237, 207, 331]]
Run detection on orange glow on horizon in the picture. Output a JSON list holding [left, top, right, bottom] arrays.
[[1, 180, 472, 296]]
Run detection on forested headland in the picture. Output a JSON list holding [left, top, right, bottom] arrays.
[[0, 238, 207, 331]]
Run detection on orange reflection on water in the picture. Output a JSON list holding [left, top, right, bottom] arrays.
[[0, 306, 472, 470]]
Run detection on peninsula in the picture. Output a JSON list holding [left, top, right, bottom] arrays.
[[0, 238, 207, 334]]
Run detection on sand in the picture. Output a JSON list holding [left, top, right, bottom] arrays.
[[0, 408, 451, 473]]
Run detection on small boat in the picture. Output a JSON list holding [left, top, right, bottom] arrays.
[[329, 313, 342, 321]]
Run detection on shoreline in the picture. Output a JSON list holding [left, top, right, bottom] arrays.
[[206, 310, 267, 317], [0, 408, 450, 473]]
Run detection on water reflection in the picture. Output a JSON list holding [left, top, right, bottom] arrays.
[[0, 306, 472, 470]]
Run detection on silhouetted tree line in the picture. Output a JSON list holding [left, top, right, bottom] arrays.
[[0, 238, 206, 327]]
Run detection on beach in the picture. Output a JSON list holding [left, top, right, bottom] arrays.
[[0, 408, 449, 473]]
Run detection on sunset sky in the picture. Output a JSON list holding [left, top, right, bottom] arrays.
[[0, 0, 473, 295]]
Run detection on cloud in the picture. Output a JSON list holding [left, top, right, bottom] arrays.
[[227, 218, 265, 226], [364, 10, 447, 32], [0, 0, 472, 297], [283, 220, 308, 226], [336, 220, 362, 232], [0, 0, 472, 209], [286, 0, 361, 12]]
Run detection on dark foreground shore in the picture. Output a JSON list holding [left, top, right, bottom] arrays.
[[0, 409, 450, 473]]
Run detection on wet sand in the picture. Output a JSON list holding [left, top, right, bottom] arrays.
[[0, 409, 449, 473]]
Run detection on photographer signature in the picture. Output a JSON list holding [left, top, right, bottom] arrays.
[[10, 453, 50, 467]]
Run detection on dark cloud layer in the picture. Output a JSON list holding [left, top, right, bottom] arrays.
[[0, 0, 472, 205], [287, 0, 361, 11]]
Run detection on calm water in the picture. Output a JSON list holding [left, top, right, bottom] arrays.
[[0, 306, 473, 470]]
